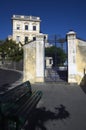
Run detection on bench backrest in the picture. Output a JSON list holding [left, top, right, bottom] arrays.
[[0, 81, 32, 113], [0, 81, 31, 102]]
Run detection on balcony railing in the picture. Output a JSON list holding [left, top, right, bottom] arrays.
[[12, 15, 40, 21]]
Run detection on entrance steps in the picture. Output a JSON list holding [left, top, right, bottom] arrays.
[[45, 68, 67, 82]]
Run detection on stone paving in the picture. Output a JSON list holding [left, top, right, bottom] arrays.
[[0, 68, 86, 130], [31, 82, 86, 130], [0, 68, 23, 93]]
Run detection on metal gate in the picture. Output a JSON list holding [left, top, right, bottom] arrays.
[[44, 35, 68, 82]]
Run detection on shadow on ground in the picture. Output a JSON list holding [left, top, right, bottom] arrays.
[[57, 70, 68, 81], [25, 104, 70, 130], [80, 74, 86, 94]]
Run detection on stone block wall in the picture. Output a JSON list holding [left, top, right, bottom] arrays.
[[76, 39, 86, 85], [67, 31, 86, 85]]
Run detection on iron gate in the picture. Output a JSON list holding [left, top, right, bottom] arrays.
[[44, 35, 68, 82]]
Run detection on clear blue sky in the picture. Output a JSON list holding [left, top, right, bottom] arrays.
[[1, 0, 86, 40]]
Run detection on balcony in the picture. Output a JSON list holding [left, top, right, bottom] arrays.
[[12, 15, 40, 21]]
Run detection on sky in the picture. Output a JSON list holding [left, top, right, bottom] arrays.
[[1, 0, 86, 41]]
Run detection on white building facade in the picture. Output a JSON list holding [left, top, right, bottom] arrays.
[[11, 14, 54, 72], [12, 15, 46, 45]]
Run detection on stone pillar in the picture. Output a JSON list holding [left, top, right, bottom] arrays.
[[67, 31, 77, 83], [23, 34, 45, 83], [23, 41, 36, 83], [36, 35, 45, 82]]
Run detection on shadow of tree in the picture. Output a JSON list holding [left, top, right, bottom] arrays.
[[25, 104, 70, 130]]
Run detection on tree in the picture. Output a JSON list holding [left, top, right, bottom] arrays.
[[0, 39, 23, 62]]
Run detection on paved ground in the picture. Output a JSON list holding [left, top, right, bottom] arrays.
[[31, 83, 86, 130], [0, 68, 23, 92], [0, 68, 86, 130]]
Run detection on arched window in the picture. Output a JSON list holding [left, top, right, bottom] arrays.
[[25, 36, 28, 44], [33, 26, 36, 31], [25, 25, 28, 30], [33, 37, 36, 41], [16, 24, 20, 30], [16, 36, 20, 43]]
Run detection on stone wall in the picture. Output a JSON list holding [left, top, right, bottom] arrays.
[[67, 31, 86, 85], [0, 60, 23, 71], [76, 39, 86, 85]]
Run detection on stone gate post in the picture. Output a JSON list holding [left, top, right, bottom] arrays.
[[67, 31, 77, 83], [23, 34, 45, 83], [36, 35, 45, 82]]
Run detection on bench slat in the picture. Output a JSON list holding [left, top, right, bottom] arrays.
[[0, 81, 31, 102], [7, 91, 42, 128]]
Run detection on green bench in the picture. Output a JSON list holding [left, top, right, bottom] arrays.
[[0, 81, 42, 130]]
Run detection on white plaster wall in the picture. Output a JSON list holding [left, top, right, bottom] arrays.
[[36, 35, 45, 82], [67, 31, 77, 83]]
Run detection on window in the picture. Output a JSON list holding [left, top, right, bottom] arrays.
[[33, 26, 36, 31], [49, 59, 52, 64], [16, 36, 20, 43], [25, 25, 28, 30], [33, 37, 36, 41], [16, 24, 20, 30], [25, 37, 28, 44], [17, 26, 20, 30]]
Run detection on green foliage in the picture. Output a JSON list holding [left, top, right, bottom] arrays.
[[45, 46, 67, 66], [0, 39, 23, 62]]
